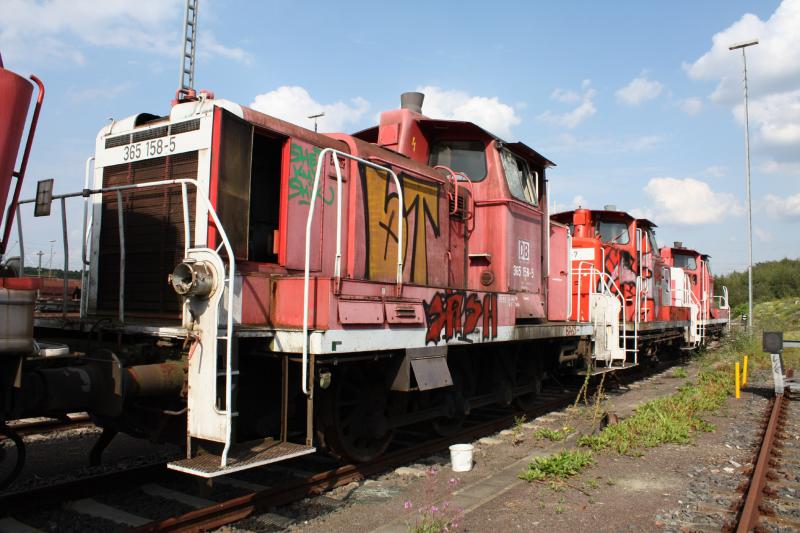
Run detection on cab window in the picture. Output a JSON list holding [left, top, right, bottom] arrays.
[[596, 221, 629, 244], [429, 140, 487, 182], [674, 254, 697, 270], [646, 229, 658, 252], [500, 149, 538, 205]]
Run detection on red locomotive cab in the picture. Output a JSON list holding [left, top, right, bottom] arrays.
[[553, 206, 639, 322], [357, 95, 556, 321], [661, 242, 703, 313]]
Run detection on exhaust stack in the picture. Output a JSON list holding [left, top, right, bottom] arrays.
[[400, 92, 424, 114]]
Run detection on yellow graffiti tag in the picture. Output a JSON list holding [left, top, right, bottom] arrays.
[[362, 166, 440, 284]]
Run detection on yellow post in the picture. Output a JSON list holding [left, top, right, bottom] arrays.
[[743, 355, 748, 386], [735, 362, 741, 399]]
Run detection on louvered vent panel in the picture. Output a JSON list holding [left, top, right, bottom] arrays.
[[96, 152, 198, 316]]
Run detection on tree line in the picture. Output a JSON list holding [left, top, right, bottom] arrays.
[[716, 258, 800, 315]]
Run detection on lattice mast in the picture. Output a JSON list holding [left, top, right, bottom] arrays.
[[178, 0, 199, 94]]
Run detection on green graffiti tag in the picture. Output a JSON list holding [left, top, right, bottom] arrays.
[[289, 143, 335, 206]]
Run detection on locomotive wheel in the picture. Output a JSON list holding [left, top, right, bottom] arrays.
[[513, 355, 543, 411], [319, 366, 393, 462], [431, 357, 475, 437], [0, 425, 25, 491]]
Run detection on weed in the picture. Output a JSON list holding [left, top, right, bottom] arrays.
[[554, 504, 564, 514], [511, 415, 526, 445], [672, 367, 688, 378], [534, 426, 574, 442], [586, 478, 599, 489], [405, 467, 463, 533], [519, 450, 595, 482], [578, 361, 731, 455]]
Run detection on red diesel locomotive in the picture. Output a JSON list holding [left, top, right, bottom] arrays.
[[0, 66, 729, 482]]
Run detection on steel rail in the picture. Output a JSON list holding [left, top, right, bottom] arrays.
[[735, 394, 786, 533]]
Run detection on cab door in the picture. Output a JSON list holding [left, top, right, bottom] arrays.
[[499, 149, 545, 320]]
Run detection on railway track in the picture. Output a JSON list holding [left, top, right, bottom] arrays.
[[732, 393, 800, 533], [0, 362, 674, 532], [1, 414, 93, 441]]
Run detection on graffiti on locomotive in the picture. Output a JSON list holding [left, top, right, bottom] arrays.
[[360, 165, 441, 285], [424, 291, 498, 345]]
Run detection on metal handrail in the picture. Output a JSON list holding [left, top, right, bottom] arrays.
[[16, 177, 236, 463], [572, 261, 629, 363], [301, 148, 404, 395]]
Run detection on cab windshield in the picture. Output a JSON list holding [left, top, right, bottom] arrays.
[[596, 221, 629, 244], [429, 140, 487, 182], [500, 149, 538, 205], [673, 254, 697, 270]]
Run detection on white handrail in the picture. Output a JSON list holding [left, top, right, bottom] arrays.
[[301, 148, 404, 395], [16, 177, 237, 465], [80, 156, 95, 318], [571, 260, 629, 362]]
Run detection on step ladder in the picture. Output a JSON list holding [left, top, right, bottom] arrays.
[[572, 262, 632, 372]]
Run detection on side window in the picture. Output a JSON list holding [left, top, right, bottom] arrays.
[[500, 149, 538, 206], [596, 221, 629, 244], [429, 140, 487, 181], [647, 229, 658, 252]]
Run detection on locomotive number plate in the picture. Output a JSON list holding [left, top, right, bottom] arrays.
[[122, 137, 177, 162]]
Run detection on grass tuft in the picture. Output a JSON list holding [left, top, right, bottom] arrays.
[[534, 426, 574, 442], [519, 450, 594, 482], [577, 367, 729, 455]]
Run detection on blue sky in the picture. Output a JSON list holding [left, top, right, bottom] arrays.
[[1, 0, 798, 273]]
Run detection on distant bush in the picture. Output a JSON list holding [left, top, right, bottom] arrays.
[[716, 258, 800, 310]]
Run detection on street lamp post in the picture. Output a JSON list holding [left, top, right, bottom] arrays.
[[729, 38, 758, 331], [308, 112, 325, 133]]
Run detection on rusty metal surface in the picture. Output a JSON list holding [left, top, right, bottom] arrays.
[[96, 152, 197, 316], [167, 439, 315, 477], [735, 394, 786, 532]]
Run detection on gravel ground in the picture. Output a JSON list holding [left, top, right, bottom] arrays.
[[235, 362, 787, 533]]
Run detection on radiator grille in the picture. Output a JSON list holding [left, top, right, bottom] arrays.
[[96, 152, 198, 316]]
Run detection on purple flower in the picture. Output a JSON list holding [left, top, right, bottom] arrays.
[[448, 477, 459, 487], [404, 500, 413, 510], [431, 505, 439, 513]]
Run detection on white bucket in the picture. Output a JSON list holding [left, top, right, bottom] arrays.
[[449, 443, 474, 472]]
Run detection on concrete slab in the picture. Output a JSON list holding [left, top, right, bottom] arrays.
[[141, 483, 215, 509], [63, 498, 150, 527]]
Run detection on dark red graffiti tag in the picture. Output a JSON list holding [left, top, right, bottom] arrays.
[[424, 291, 498, 344]]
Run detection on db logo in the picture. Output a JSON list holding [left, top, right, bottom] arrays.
[[518, 240, 530, 261]]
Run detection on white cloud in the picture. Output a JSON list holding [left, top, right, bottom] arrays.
[[546, 132, 662, 154], [616, 76, 663, 106], [0, 0, 250, 66], [686, 0, 800, 166], [552, 195, 587, 214], [250, 86, 369, 132], [754, 227, 774, 242], [702, 165, 726, 178], [678, 97, 704, 116], [416, 86, 521, 139], [551, 88, 580, 104], [763, 192, 800, 219], [538, 80, 596, 129], [640, 177, 744, 224], [760, 160, 800, 176]]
